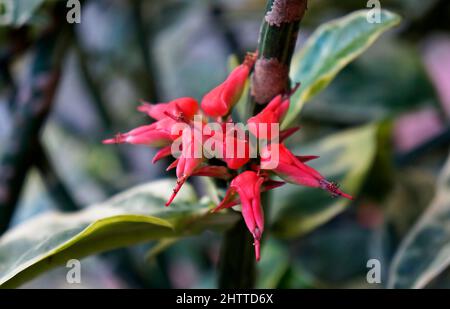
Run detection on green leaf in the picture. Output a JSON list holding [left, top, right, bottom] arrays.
[[298, 40, 438, 124], [282, 10, 401, 127], [293, 220, 372, 284], [270, 124, 378, 238], [388, 155, 450, 289], [0, 179, 239, 288], [0, 0, 45, 26]]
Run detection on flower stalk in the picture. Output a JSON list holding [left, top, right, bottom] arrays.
[[102, 0, 350, 289], [218, 0, 308, 288]]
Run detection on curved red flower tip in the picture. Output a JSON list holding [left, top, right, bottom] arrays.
[[296, 155, 320, 163], [319, 180, 354, 200], [165, 176, 186, 207], [248, 94, 289, 139], [102, 118, 175, 147], [261, 144, 352, 200], [201, 54, 256, 118], [212, 186, 239, 213], [138, 97, 199, 121], [166, 158, 179, 171], [166, 130, 204, 206], [137, 101, 168, 120], [215, 171, 265, 261], [253, 229, 261, 262], [261, 179, 285, 191], [152, 145, 172, 164], [280, 127, 301, 142]]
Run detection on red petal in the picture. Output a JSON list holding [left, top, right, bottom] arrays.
[[137, 101, 168, 120], [166, 159, 179, 171], [320, 180, 354, 200], [191, 165, 232, 180], [295, 155, 320, 163], [279, 127, 301, 142], [261, 180, 285, 191], [165, 176, 186, 207], [212, 187, 238, 212], [102, 133, 126, 144], [152, 146, 172, 164], [201, 63, 250, 117], [201, 84, 229, 117], [254, 237, 261, 262]]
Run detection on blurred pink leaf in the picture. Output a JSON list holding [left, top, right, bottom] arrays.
[[423, 35, 450, 118]]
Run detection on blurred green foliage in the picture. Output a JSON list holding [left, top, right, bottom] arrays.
[[1, 0, 450, 289]]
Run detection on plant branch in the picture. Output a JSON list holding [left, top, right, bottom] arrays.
[[218, 220, 256, 288], [218, 0, 308, 289], [251, 0, 308, 105]]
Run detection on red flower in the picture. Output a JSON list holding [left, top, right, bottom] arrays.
[[103, 98, 199, 147], [221, 134, 250, 169], [261, 143, 353, 199], [104, 52, 354, 262], [205, 125, 250, 170], [166, 128, 204, 206], [138, 97, 199, 121], [102, 117, 176, 147], [247, 94, 289, 139], [213, 171, 265, 261], [201, 53, 256, 117]]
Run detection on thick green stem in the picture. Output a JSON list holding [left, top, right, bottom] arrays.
[[251, 0, 308, 105], [218, 0, 307, 289], [218, 220, 256, 288]]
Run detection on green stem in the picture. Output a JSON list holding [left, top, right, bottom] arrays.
[[251, 0, 308, 105], [218, 220, 256, 288], [218, 0, 307, 288]]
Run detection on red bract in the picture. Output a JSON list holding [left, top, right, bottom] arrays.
[[201, 53, 256, 117], [261, 143, 353, 200], [166, 129, 204, 206], [221, 135, 250, 169], [206, 126, 250, 170], [247, 94, 289, 139], [152, 145, 172, 163], [213, 171, 265, 261], [191, 165, 232, 180], [138, 97, 199, 121], [104, 53, 353, 262], [102, 117, 176, 147]]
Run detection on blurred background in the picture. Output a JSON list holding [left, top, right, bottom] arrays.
[[1, 0, 450, 288]]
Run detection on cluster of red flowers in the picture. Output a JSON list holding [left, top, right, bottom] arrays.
[[104, 53, 352, 261]]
